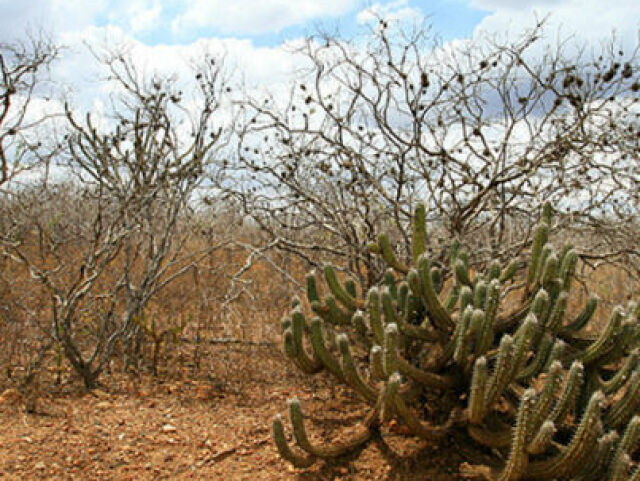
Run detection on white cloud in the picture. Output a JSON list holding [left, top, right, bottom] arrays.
[[357, 0, 422, 25], [469, 0, 640, 47], [0, 0, 107, 43], [469, 0, 557, 10], [171, 0, 359, 36], [127, 1, 163, 34], [43, 23, 309, 118]]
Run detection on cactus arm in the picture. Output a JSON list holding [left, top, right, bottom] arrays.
[[541, 253, 559, 291], [561, 295, 598, 334], [324, 265, 362, 310], [272, 414, 316, 468], [487, 260, 501, 281], [378, 233, 408, 274], [351, 311, 370, 345], [284, 329, 321, 374], [418, 255, 454, 332], [469, 356, 488, 424], [454, 306, 474, 367], [375, 371, 399, 422], [345, 279, 357, 299], [546, 291, 568, 333], [287, 312, 324, 374], [380, 287, 398, 325], [484, 334, 516, 411], [499, 260, 520, 283], [444, 283, 461, 312], [579, 306, 624, 365], [455, 258, 473, 287], [431, 267, 443, 294], [398, 281, 409, 315], [391, 386, 460, 440], [542, 339, 567, 372], [526, 420, 556, 455], [477, 280, 499, 355], [529, 361, 563, 433], [367, 287, 385, 344], [597, 349, 638, 394], [529, 289, 550, 328], [494, 299, 533, 333], [496, 388, 536, 481], [517, 334, 554, 381], [325, 295, 352, 325], [449, 239, 461, 269], [336, 334, 378, 402], [559, 248, 577, 292], [609, 415, 640, 481], [383, 269, 398, 299], [383, 323, 399, 377], [467, 424, 513, 449], [396, 355, 455, 390], [435, 311, 467, 369], [550, 360, 584, 425], [412, 203, 427, 263], [527, 391, 604, 479], [509, 314, 538, 379], [286, 398, 375, 459], [370, 345, 386, 381], [605, 368, 640, 429], [397, 314, 438, 341], [306, 273, 320, 304], [473, 280, 488, 309], [611, 455, 633, 481], [310, 297, 351, 326], [596, 320, 636, 367], [573, 430, 619, 481], [308, 318, 345, 381], [526, 222, 549, 291], [470, 309, 487, 358], [458, 285, 474, 312]]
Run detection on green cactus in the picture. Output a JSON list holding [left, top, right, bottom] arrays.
[[272, 204, 640, 480]]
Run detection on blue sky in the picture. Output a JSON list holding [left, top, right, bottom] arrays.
[[88, 0, 489, 47], [0, 0, 637, 109], [3, 0, 637, 50]]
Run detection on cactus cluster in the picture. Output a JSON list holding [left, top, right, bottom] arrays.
[[273, 203, 640, 480]]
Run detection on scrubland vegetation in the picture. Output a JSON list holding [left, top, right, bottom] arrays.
[[0, 18, 639, 480]]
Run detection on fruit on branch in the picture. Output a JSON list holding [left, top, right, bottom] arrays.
[[273, 203, 640, 480]]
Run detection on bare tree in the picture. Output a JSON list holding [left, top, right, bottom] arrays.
[[223, 19, 640, 287], [1, 47, 230, 388], [0, 34, 58, 186]]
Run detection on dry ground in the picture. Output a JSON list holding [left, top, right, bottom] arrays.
[[0, 244, 634, 480], [0, 342, 478, 481]]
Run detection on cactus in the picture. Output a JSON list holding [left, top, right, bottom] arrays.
[[272, 203, 640, 480]]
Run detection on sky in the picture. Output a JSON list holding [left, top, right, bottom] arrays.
[[0, 0, 638, 112], [2, 0, 637, 46]]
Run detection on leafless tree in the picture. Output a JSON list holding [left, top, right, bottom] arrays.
[[0, 34, 58, 187], [223, 19, 640, 287], [1, 48, 230, 388]]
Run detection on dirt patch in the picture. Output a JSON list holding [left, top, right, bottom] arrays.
[[0, 344, 479, 480]]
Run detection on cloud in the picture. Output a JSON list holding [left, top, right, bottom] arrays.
[[357, 0, 423, 25], [124, 1, 163, 34], [468, 0, 640, 47], [0, 0, 107, 43], [171, 0, 360, 36], [45, 23, 309, 116], [469, 0, 557, 10]]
